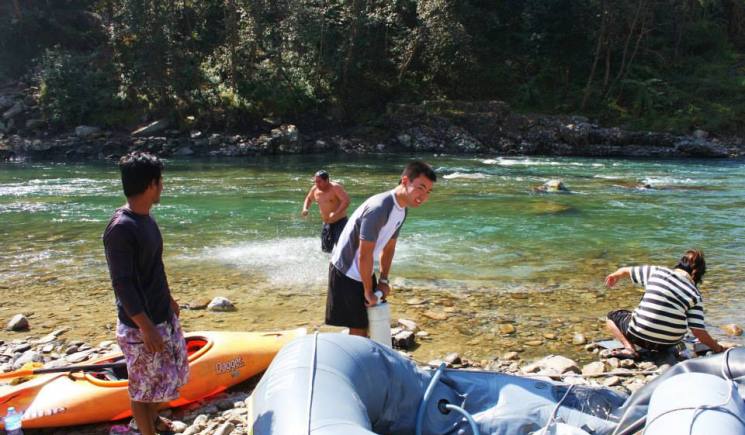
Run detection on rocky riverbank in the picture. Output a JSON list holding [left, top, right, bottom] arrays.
[[2, 313, 737, 435], [1, 80, 743, 161]]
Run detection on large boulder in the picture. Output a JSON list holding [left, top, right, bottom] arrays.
[[75, 125, 102, 139], [674, 138, 729, 157], [2, 101, 24, 120], [257, 124, 301, 153]]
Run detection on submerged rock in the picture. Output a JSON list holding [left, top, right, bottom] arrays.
[[721, 324, 743, 336], [208, 297, 236, 312], [6, 314, 29, 331], [533, 179, 570, 193]]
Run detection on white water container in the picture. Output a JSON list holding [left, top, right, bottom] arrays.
[[367, 291, 391, 348]]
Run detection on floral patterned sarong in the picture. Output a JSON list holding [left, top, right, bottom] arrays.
[[116, 315, 189, 403]]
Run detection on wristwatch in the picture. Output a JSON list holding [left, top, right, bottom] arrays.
[[378, 277, 389, 285]]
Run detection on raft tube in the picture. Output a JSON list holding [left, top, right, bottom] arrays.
[[247, 333, 626, 435]]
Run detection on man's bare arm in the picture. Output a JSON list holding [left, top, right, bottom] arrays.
[[302, 186, 316, 216], [378, 237, 397, 297], [359, 240, 377, 306], [130, 313, 164, 353], [331, 185, 350, 218]]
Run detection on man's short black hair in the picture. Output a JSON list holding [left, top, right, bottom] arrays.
[[401, 161, 436, 183], [118, 151, 163, 197], [315, 170, 329, 180]]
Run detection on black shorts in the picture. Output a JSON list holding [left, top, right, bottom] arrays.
[[325, 263, 376, 329], [321, 217, 348, 253], [607, 309, 673, 352]]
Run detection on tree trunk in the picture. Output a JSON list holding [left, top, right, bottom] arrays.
[[606, 0, 644, 98], [341, 0, 362, 93], [225, 0, 239, 92], [581, 0, 607, 110], [603, 44, 611, 90], [616, 14, 650, 98]]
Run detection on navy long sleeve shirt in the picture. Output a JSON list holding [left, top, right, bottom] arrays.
[[103, 207, 173, 328]]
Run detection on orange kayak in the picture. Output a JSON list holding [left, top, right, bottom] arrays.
[[0, 328, 305, 429]]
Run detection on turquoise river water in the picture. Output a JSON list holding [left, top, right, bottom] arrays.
[[1, 154, 743, 362]]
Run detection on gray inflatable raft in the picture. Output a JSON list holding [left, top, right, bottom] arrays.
[[247, 333, 627, 434], [248, 333, 745, 434]]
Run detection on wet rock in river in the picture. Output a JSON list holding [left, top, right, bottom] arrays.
[[208, 297, 236, 312], [533, 179, 570, 193], [6, 314, 29, 331], [573, 334, 587, 345], [498, 324, 516, 335], [422, 310, 449, 321], [398, 319, 418, 332], [721, 323, 743, 336]]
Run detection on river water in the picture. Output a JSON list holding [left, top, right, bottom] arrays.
[[1, 154, 743, 362]]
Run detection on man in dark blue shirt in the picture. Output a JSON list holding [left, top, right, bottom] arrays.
[[103, 151, 188, 435]]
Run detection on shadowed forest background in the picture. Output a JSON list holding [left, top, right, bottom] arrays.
[[2, 0, 744, 135]]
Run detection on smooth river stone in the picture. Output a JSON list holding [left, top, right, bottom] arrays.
[[721, 324, 743, 336], [422, 310, 449, 321], [498, 324, 516, 335]]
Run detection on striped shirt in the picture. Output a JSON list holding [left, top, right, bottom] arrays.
[[628, 265, 706, 345]]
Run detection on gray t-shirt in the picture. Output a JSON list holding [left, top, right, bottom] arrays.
[[331, 189, 407, 281]]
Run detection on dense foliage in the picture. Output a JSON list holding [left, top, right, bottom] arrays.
[[2, 0, 744, 133]]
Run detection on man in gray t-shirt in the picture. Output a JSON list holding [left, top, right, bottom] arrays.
[[326, 161, 436, 337]]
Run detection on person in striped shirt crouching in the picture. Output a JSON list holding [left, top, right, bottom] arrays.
[[604, 249, 727, 359]]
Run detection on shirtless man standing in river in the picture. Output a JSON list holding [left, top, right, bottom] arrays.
[[302, 170, 351, 252]]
